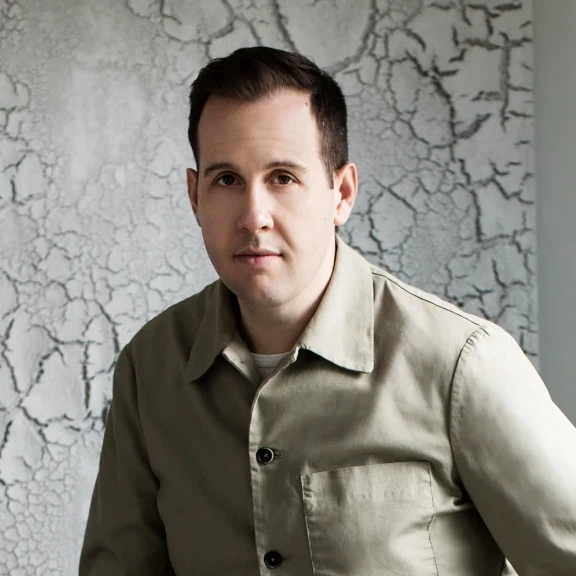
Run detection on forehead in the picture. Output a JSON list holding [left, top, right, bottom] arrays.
[[196, 89, 322, 167]]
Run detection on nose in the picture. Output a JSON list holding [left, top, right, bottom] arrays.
[[236, 182, 273, 234]]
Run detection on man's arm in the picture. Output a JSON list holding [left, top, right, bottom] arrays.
[[450, 323, 576, 574], [79, 346, 175, 575]]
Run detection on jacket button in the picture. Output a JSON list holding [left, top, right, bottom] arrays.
[[264, 550, 283, 568], [256, 447, 274, 464]]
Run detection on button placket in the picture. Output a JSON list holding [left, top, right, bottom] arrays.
[[250, 365, 297, 574]]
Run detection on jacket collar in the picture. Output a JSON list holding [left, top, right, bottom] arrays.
[[183, 280, 238, 383], [184, 234, 374, 383], [296, 234, 374, 373]]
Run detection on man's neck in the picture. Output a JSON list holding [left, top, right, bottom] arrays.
[[236, 293, 322, 355]]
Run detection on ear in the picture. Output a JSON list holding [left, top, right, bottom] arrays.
[[332, 162, 358, 226], [186, 168, 201, 227]]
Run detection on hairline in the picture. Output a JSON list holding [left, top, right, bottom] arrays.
[[194, 89, 336, 187]]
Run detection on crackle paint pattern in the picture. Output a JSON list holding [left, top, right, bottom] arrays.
[[0, 0, 534, 573]]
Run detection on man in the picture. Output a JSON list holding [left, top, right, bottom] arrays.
[[79, 47, 576, 575]]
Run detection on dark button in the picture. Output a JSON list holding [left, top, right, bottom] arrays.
[[264, 550, 283, 568], [256, 447, 275, 464]]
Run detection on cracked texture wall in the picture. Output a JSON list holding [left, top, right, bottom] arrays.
[[0, 0, 535, 573]]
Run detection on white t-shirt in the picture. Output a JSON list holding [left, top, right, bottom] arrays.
[[251, 351, 291, 379]]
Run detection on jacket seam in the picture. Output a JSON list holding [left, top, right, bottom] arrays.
[[447, 325, 491, 476], [300, 476, 319, 576], [425, 462, 440, 576], [122, 344, 156, 471], [371, 269, 484, 328]]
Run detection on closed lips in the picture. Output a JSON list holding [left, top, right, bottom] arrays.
[[236, 250, 280, 256]]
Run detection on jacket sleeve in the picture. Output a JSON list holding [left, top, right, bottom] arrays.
[[79, 346, 175, 576], [450, 323, 576, 575]]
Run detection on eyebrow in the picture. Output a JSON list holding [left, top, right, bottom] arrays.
[[203, 160, 308, 177]]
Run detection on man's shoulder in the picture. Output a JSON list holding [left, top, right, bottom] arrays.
[[364, 261, 527, 398], [367, 260, 500, 350], [126, 279, 219, 354]]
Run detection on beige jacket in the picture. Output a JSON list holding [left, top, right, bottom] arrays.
[[79, 235, 576, 575]]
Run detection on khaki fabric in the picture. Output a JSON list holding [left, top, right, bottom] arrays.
[[79, 235, 576, 575]]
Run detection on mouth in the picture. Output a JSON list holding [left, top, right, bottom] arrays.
[[234, 252, 282, 266]]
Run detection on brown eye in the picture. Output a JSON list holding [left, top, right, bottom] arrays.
[[274, 174, 294, 185], [216, 174, 237, 186]]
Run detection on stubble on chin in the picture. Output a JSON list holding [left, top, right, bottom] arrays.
[[229, 280, 286, 310]]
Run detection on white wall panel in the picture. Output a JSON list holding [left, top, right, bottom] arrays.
[[0, 1, 535, 572]]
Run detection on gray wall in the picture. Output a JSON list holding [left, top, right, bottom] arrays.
[[0, 1, 538, 573], [534, 0, 576, 425]]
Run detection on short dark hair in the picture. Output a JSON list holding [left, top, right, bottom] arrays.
[[188, 46, 348, 187]]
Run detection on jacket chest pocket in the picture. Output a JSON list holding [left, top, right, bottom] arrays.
[[300, 461, 438, 576]]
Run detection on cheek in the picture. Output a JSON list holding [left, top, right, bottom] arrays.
[[308, 195, 336, 228], [282, 196, 332, 240], [199, 215, 228, 254], [201, 202, 234, 230]]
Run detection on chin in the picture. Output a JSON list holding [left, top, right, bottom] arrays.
[[228, 279, 287, 308]]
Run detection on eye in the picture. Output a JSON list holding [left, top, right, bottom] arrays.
[[272, 173, 295, 186], [215, 174, 238, 186]]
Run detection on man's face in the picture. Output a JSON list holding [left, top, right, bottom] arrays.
[[187, 88, 356, 311]]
